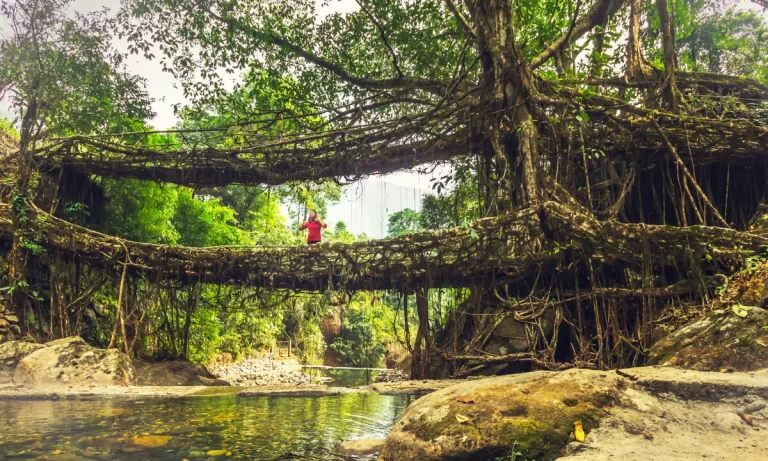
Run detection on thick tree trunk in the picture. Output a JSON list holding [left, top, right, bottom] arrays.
[[626, 0, 645, 77], [656, 0, 679, 111], [9, 95, 39, 329], [473, 0, 540, 210]]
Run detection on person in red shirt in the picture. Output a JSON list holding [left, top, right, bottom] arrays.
[[299, 210, 327, 244]]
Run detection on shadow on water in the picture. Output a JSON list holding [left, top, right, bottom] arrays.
[[0, 392, 416, 460]]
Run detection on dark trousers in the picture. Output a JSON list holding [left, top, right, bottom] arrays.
[[307, 240, 320, 245]]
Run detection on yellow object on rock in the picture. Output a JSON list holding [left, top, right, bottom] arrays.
[[574, 420, 585, 442]]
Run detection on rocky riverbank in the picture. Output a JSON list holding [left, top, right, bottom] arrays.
[[207, 355, 315, 386]]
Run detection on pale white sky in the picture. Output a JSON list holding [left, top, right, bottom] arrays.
[[2, 0, 763, 237]]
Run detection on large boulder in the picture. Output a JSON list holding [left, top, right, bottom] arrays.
[[484, 309, 556, 356], [13, 336, 136, 387], [379, 369, 623, 461], [649, 307, 768, 371], [0, 340, 44, 383], [133, 359, 229, 386]]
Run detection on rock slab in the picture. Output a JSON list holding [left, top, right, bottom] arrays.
[[237, 384, 341, 397], [337, 438, 385, 456]]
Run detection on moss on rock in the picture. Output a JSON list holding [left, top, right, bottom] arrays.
[[649, 307, 768, 371], [379, 369, 625, 461]]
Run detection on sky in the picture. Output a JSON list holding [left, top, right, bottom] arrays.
[[2, 0, 764, 238]]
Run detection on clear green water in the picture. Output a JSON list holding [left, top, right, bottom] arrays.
[[0, 393, 414, 460]]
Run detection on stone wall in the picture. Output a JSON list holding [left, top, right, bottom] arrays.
[[0, 298, 20, 343]]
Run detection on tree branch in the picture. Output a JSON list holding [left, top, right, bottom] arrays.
[[207, 9, 453, 96], [531, 0, 627, 69], [355, 0, 403, 77], [444, 0, 476, 39]]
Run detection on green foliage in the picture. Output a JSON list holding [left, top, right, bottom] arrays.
[[173, 190, 250, 247], [331, 306, 386, 368], [326, 221, 359, 243], [644, 0, 768, 83], [102, 179, 181, 244], [0, 117, 19, 140], [675, 3, 768, 82], [387, 208, 423, 237], [420, 194, 455, 230], [0, 0, 153, 136]]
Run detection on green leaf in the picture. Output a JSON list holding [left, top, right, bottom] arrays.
[[731, 304, 754, 318]]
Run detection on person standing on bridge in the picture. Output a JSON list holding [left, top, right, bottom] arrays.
[[299, 210, 327, 245]]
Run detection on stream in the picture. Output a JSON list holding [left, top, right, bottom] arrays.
[[0, 390, 414, 460]]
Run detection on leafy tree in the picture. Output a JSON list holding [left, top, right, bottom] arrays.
[[173, 191, 250, 247], [387, 208, 423, 237], [677, 7, 768, 82], [0, 0, 153, 144], [1, 0, 153, 317], [330, 306, 386, 368], [420, 195, 455, 231]]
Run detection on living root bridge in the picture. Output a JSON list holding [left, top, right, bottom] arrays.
[[31, 132, 471, 188], [0, 201, 764, 291]]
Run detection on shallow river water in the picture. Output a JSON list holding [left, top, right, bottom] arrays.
[[0, 392, 414, 460]]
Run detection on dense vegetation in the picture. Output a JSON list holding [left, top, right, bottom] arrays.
[[1, 0, 767, 376]]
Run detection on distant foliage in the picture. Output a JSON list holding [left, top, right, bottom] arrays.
[[330, 307, 386, 368], [387, 208, 423, 237]]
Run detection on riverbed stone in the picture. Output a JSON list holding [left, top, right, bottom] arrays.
[[649, 307, 768, 371], [337, 438, 385, 456], [13, 336, 136, 386], [379, 369, 624, 461]]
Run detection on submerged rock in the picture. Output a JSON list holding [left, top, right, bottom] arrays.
[[236, 384, 340, 397], [368, 379, 458, 395], [649, 307, 768, 371], [379, 369, 623, 461], [337, 438, 385, 456], [13, 336, 136, 387]]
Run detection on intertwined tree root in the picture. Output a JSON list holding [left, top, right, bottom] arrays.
[[1, 200, 763, 292]]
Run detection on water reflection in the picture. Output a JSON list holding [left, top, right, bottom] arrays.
[[0, 393, 414, 460], [303, 367, 382, 387]]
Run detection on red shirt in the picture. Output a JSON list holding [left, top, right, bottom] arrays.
[[299, 219, 327, 242]]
